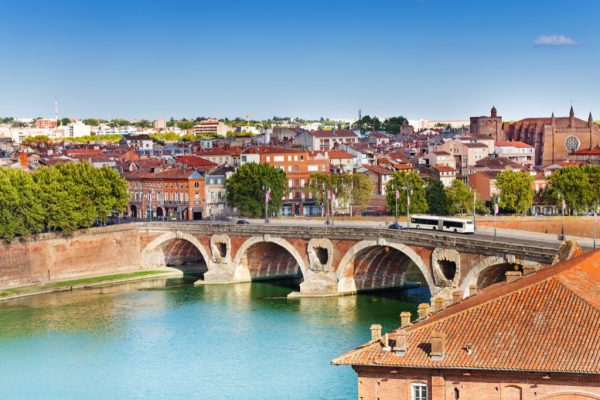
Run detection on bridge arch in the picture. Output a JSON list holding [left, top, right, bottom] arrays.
[[459, 255, 541, 295], [336, 239, 435, 295], [233, 236, 308, 281], [141, 231, 211, 275]]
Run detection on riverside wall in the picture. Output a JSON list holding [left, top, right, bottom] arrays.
[[0, 226, 144, 289]]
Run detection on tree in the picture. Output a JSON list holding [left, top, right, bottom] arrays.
[[546, 166, 594, 213], [445, 179, 474, 215], [349, 173, 373, 216], [425, 179, 448, 215], [383, 116, 409, 134], [224, 163, 288, 218], [176, 120, 195, 131], [306, 173, 332, 216], [60, 117, 71, 126], [0, 169, 45, 239], [583, 164, 600, 210], [496, 170, 534, 214], [331, 173, 353, 213], [82, 118, 100, 126], [385, 171, 427, 215]]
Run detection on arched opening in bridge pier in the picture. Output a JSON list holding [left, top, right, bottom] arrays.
[[438, 259, 457, 281], [477, 262, 523, 291], [157, 238, 208, 280], [241, 241, 303, 288], [351, 245, 430, 298]]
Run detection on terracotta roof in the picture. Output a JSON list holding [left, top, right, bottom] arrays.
[[361, 164, 394, 175], [463, 142, 488, 148], [241, 146, 303, 154], [309, 130, 358, 138], [574, 147, 600, 156], [319, 150, 353, 159], [333, 251, 600, 374], [433, 165, 456, 172], [495, 141, 533, 149], [474, 156, 522, 170], [175, 155, 217, 168]]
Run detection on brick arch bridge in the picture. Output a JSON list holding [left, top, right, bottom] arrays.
[[137, 223, 558, 299]]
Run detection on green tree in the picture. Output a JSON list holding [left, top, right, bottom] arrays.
[[224, 163, 288, 218], [22, 135, 51, 143], [425, 179, 448, 215], [546, 166, 593, 213], [177, 120, 195, 131], [445, 179, 474, 215], [385, 171, 427, 216], [82, 118, 100, 126], [349, 173, 373, 216], [383, 116, 409, 134], [0, 169, 45, 239], [306, 173, 332, 216], [583, 164, 600, 209], [109, 118, 130, 128], [331, 173, 353, 213], [496, 170, 534, 214]]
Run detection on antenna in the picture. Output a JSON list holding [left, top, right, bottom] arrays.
[[54, 98, 59, 124]]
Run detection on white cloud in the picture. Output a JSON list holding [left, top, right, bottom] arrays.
[[533, 35, 577, 46]]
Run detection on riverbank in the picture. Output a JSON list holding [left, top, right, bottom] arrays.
[[0, 270, 181, 302]]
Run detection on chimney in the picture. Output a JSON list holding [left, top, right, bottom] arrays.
[[370, 324, 382, 341], [430, 331, 446, 361], [19, 152, 28, 169], [394, 331, 408, 356], [400, 311, 412, 328], [468, 283, 478, 297], [522, 265, 537, 276], [452, 290, 463, 304], [381, 333, 391, 351], [434, 297, 445, 312], [505, 270, 522, 283], [417, 303, 430, 319]]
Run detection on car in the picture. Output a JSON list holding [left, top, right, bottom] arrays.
[[388, 222, 404, 230], [236, 219, 250, 225]]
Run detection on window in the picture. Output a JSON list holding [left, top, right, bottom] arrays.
[[195, 182, 199, 189], [411, 383, 427, 400]]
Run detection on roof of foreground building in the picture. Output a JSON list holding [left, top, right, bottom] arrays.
[[333, 250, 600, 374]]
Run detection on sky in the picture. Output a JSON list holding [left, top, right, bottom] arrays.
[[1, 0, 599, 121]]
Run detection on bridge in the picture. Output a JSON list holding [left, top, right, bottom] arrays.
[[138, 222, 560, 300]]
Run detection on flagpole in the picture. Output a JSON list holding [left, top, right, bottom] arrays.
[[594, 208, 597, 249], [395, 187, 398, 225], [472, 191, 476, 231]]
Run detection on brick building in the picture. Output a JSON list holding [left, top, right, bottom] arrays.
[[241, 146, 330, 216], [123, 167, 205, 220], [333, 250, 600, 400], [471, 106, 600, 166]]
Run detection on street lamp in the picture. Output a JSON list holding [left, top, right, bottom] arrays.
[[263, 185, 270, 224], [558, 193, 566, 241], [394, 185, 399, 225], [406, 187, 412, 229], [494, 196, 500, 241]]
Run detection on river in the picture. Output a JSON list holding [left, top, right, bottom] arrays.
[[0, 278, 429, 400]]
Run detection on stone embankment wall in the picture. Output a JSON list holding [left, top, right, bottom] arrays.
[[0, 226, 144, 289]]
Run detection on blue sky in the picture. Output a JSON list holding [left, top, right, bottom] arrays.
[[1, 0, 599, 121]]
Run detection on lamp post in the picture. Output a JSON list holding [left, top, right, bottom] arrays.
[[263, 185, 270, 224], [594, 206, 597, 249], [472, 191, 477, 231], [558, 193, 566, 241], [394, 185, 399, 225], [494, 196, 500, 241], [406, 187, 412, 229]]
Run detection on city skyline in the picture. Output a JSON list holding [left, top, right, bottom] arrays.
[[1, 0, 599, 120]]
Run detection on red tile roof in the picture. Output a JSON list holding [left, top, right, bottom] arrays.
[[361, 164, 394, 175], [495, 141, 533, 149], [175, 155, 217, 168], [333, 250, 600, 374], [309, 130, 358, 138], [433, 165, 456, 172]]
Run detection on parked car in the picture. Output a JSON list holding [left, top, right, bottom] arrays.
[[236, 219, 250, 225], [388, 222, 404, 230]]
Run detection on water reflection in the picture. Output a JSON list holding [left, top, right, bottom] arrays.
[[0, 278, 430, 400]]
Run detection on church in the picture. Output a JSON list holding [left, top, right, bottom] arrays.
[[470, 106, 600, 166]]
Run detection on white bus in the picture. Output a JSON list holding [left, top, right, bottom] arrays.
[[410, 215, 475, 234]]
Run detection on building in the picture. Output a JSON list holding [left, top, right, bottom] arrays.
[[174, 155, 217, 172], [190, 118, 230, 137], [471, 106, 600, 166], [358, 164, 394, 196], [324, 150, 354, 173], [432, 165, 456, 187], [34, 118, 57, 129], [469, 106, 503, 140], [204, 165, 235, 219], [495, 141, 535, 168], [333, 250, 600, 400], [568, 146, 600, 164], [123, 167, 205, 220], [295, 130, 359, 151], [154, 119, 167, 131], [240, 146, 330, 216], [368, 133, 390, 147]]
